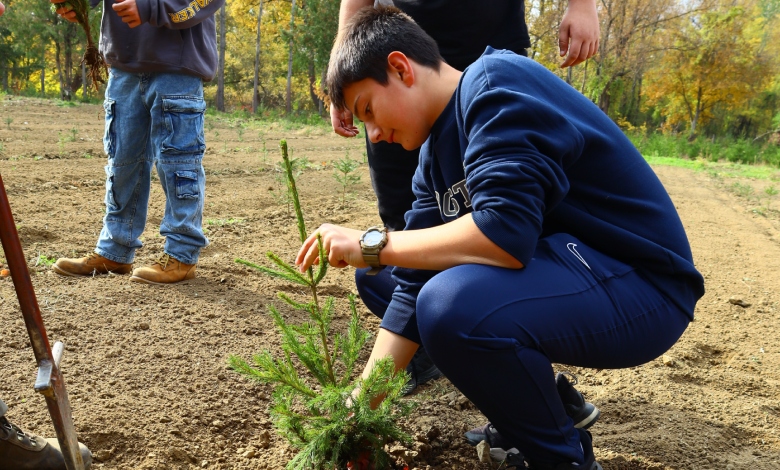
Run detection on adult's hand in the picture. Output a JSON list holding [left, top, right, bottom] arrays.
[[296, 223, 366, 272], [112, 0, 142, 28], [50, 0, 79, 23], [330, 102, 360, 138], [559, 0, 600, 68]]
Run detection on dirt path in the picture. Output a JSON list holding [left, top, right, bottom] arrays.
[[1, 97, 779, 469]]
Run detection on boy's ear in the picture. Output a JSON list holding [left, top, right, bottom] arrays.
[[386, 51, 415, 87]]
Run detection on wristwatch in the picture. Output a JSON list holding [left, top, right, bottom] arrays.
[[360, 226, 388, 275]]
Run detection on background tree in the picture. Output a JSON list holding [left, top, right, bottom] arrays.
[[643, 1, 774, 138]]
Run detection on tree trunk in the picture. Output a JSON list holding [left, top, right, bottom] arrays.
[[286, 0, 296, 115], [252, 0, 264, 114], [320, 66, 328, 115], [216, 2, 227, 112], [54, 40, 65, 100], [82, 61, 88, 100], [689, 85, 703, 141], [598, 86, 611, 114], [61, 24, 75, 100], [308, 57, 321, 111], [40, 50, 46, 97], [579, 59, 589, 95]]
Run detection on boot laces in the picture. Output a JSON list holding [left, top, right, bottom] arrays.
[[155, 253, 172, 269], [0, 416, 36, 446]]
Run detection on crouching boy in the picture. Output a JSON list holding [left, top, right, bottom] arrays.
[[296, 6, 705, 469]]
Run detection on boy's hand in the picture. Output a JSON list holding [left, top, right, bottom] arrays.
[[559, 0, 600, 68], [50, 0, 79, 23], [330, 103, 360, 138], [296, 224, 366, 273], [112, 0, 141, 28]]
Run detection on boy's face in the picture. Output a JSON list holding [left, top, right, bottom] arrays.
[[343, 73, 431, 151]]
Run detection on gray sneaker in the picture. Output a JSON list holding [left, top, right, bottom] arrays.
[[464, 372, 600, 461]]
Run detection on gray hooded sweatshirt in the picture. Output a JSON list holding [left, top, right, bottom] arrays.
[[91, 0, 225, 81]]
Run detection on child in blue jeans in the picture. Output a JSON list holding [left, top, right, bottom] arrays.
[[296, 7, 705, 469], [50, 0, 223, 284]]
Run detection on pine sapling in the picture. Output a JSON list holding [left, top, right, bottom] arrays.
[[54, 0, 107, 89], [230, 140, 413, 470], [332, 152, 361, 207]]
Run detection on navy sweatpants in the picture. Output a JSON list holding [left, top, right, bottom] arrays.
[[355, 233, 691, 466]]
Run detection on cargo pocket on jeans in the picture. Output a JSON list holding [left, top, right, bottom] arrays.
[[175, 170, 200, 199], [103, 99, 116, 156], [161, 96, 206, 155]]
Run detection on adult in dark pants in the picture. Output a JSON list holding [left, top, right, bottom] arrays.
[[330, 0, 601, 394]]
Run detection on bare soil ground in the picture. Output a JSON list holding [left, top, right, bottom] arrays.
[[1, 96, 780, 470]]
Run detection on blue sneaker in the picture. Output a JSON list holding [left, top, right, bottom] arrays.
[[402, 347, 443, 396], [555, 372, 600, 430]]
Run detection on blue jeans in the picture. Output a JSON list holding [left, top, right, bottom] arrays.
[[355, 233, 692, 467], [95, 68, 208, 265]]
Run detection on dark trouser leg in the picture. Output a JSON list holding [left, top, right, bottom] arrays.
[[416, 234, 692, 467], [365, 136, 419, 232]]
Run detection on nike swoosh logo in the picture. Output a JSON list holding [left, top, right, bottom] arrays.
[[567, 243, 591, 270]]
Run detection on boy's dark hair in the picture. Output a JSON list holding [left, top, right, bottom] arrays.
[[326, 6, 443, 110]]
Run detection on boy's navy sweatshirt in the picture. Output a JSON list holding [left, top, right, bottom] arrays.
[[383, 48, 705, 344], [90, 0, 224, 81]]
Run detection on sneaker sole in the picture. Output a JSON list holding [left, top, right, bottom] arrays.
[[573, 406, 601, 430], [490, 447, 520, 462]]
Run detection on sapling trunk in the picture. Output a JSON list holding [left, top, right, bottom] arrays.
[[230, 140, 413, 469]]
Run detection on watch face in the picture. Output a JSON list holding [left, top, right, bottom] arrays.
[[363, 230, 384, 246]]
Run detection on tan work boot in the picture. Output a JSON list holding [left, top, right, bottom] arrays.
[[52, 253, 132, 277], [130, 253, 196, 285]]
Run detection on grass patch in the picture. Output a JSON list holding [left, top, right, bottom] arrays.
[[630, 131, 780, 168], [206, 217, 245, 226], [35, 254, 57, 267], [645, 155, 780, 181]]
